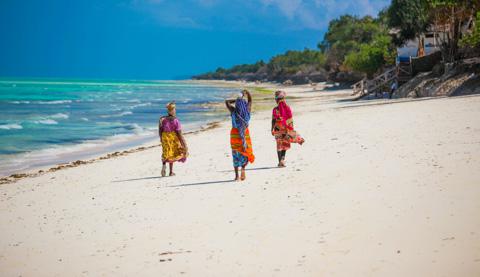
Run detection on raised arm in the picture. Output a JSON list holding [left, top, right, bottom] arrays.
[[225, 99, 235, 113], [243, 90, 252, 112]]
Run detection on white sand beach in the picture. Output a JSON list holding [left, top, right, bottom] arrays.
[[1, 85, 480, 276]]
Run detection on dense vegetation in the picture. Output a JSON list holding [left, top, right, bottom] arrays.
[[388, 0, 480, 62], [194, 0, 480, 83]]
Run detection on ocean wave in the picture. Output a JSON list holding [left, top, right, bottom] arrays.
[[80, 117, 89, 121], [36, 100, 72, 104], [0, 124, 23, 130], [119, 111, 133, 116], [9, 101, 30, 104], [125, 99, 141, 103], [28, 113, 69, 125], [131, 102, 152, 109], [33, 119, 58, 125], [50, 113, 69, 119], [124, 123, 145, 133], [100, 111, 133, 118], [9, 100, 73, 105]]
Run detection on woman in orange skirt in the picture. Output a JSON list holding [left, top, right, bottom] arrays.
[[226, 90, 255, 181]]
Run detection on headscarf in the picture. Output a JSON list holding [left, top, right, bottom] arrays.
[[166, 102, 176, 117], [275, 90, 286, 100], [233, 97, 251, 150], [274, 91, 293, 130]]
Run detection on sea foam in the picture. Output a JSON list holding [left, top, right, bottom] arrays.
[[0, 124, 23, 130], [37, 100, 72, 104], [34, 119, 58, 125], [50, 113, 69, 119]]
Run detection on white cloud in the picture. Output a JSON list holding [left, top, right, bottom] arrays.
[[130, 0, 390, 31], [268, 0, 303, 20]]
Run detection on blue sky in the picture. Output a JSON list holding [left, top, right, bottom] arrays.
[[0, 0, 390, 80]]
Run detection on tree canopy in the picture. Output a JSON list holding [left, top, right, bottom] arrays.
[[195, 0, 480, 82]]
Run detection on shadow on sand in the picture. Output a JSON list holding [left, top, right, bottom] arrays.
[[169, 179, 235, 188], [218, 166, 279, 173], [112, 176, 163, 183]]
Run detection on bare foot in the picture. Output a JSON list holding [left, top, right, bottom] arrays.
[[235, 176, 241, 182], [279, 160, 286, 167], [161, 165, 166, 177], [240, 168, 246, 181], [169, 172, 176, 177]]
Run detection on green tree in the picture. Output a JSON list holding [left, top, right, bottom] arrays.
[[267, 49, 326, 73], [387, 0, 430, 45], [429, 0, 480, 61], [319, 15, 387, 71], [344, 34, 395, 78], [460, 11, 480, 47]]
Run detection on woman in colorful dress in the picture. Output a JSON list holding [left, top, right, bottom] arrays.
[[271, 90, 304, 167], [226, 90, 255, 181], [159, 102, 188, 177]]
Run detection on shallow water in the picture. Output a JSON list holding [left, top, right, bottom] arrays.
[[0, 78, 237, 175]]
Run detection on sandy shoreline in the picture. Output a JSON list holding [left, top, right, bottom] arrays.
[[0, 81, 260, 182], [0, 84, 479, 276], [0, 81, 335, 182], [0, 120, 224, 185]]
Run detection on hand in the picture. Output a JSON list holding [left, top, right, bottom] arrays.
[[271, 130, 275, 136]]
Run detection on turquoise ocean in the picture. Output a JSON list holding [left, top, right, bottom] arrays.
[[0, 78, 237, 176]]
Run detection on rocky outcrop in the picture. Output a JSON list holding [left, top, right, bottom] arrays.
[[395, 58, 480, 98], [192, 66, 363, 85]]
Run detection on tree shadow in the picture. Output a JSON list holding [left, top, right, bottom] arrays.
[[169, 179, 235, 188]]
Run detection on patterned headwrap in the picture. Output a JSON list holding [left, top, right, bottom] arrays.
[[275, 90, 286, 100], [273, 91, 293, 130], [166, 102, 176, 115], [233, 97, 251, 150]]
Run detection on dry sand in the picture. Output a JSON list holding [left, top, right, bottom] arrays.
[[1, 85, 480, 276]]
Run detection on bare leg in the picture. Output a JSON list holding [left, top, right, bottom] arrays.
[[169, 162, 175, 176], [161, 162, 166, 177], [234, 167, 240, 181], [279, 150, 286, 167], [240, 165, 246, 181], [277, 151, 283, 164]]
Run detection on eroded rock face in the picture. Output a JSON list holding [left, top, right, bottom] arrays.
[[395, 58, 480, 98]]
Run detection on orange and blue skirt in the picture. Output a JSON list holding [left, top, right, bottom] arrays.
[[230, 127, 255, 167]]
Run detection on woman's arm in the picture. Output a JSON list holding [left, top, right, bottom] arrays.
[[244, 90, 252, 112], [158, 118, 163, 138], [271, 118, 276, 135], [225, 99, 235, 113], [176, 131, 188, 154]]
